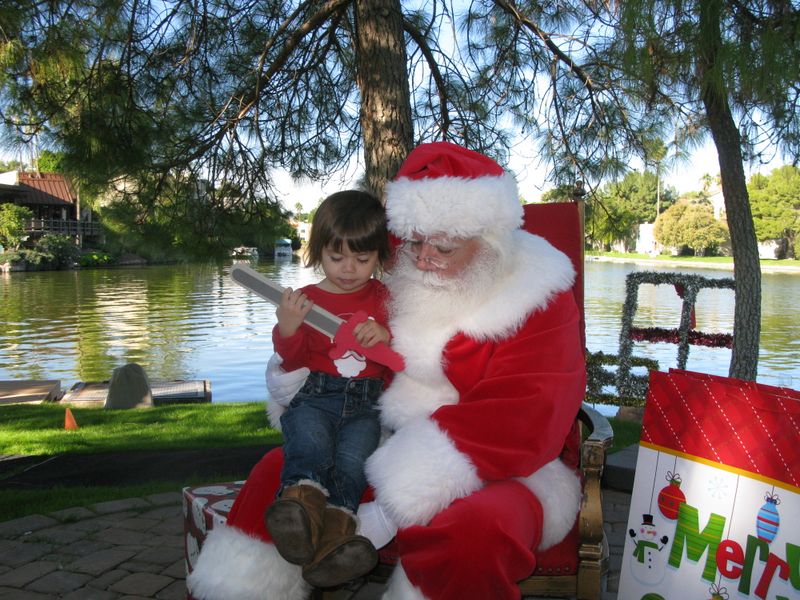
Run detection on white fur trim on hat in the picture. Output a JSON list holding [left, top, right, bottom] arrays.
[[520, 458, 581, 550], [365, 417, 482, 528], [385, 171, 522, 238], [186, 524, 310, 600]]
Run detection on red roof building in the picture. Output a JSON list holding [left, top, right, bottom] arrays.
[[0, 171, 77, 219], [0, 171, 99, 240]]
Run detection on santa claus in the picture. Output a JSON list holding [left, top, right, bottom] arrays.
[[187, 141, 586, 600]]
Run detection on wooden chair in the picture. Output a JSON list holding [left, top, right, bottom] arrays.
[[517, 403, 613, 599], [516, 201, 613, 598]]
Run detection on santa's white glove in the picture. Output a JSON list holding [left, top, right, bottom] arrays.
[[265, 353, 309, 407], [357, 501, 398, 549]]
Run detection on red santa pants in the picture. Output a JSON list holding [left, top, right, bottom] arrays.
[[225, 448, 544, 600], [396, 478, 543, 599]]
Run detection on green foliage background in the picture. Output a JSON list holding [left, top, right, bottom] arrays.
[[749, 165, 800, 259]]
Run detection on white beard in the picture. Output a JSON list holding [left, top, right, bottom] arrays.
[[379, 246, 506, 429], [386, 246, 503, 328]]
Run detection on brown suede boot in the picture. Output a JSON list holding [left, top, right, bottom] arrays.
[[265, 483, 327, 565], [302, 506, 378, 588]]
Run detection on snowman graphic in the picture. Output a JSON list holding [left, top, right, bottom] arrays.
[[629, 513, 669, 585]]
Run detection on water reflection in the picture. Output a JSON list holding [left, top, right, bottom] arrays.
[[584, 261, 799, 389], [0, 258, 797, 402]]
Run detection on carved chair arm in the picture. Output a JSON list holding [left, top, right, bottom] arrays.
[[577, 403, 613, 545]]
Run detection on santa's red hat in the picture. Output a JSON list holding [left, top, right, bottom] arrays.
[[385, 141, 523, 239]]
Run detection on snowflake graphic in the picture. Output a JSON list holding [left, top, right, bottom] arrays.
[[708, 476, 729, 500]]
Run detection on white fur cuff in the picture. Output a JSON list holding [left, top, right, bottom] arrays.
[[384, 561, 429, 599], [365, 417, 482, 528], [186, 524, 310, 600], [520, 458, 581, 550], [266, 401, 285, 431]]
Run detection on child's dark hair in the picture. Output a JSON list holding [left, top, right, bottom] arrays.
[[305, 190, 390, 269]]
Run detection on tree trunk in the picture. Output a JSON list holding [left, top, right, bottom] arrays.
[[354, 0, 414, 198], [698, 0, 761, 381]]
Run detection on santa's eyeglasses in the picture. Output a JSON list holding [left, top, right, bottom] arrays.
[[397, 235, 466, 270]]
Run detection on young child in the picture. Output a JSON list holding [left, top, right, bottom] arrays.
[[267, 189, 392, 588]]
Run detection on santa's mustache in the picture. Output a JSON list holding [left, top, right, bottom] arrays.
[[385, 246, 502, 319]]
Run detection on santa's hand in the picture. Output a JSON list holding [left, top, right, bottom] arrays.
[[357, 501, 398, 549], [265, 353, 309, 407]]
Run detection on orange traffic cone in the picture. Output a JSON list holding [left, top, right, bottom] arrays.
[[64, 407, 79, 431]]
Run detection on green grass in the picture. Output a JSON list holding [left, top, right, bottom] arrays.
[[1, 402, 275, 520], [2, 402, 639, 458], [0, 403, 642, 521], [585, 250, 800, 268], [608, 417, 641, 453], [0, 402, 282, 456]]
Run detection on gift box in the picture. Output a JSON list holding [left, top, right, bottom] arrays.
[[618, 369, 799, 600], [182, 481, 245, 575]]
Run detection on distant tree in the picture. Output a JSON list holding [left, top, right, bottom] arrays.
[[701, 173, 720, 194], [541, 186, 575, 204], [654, 200, 729, 256], [35, 233, 80, 268], [605, 171, 677, 224], [585, 190, 640, 251], [97, 173, 293, 259], [0, 203, 34, 250], [641, 137, 678, 217], [304, 198, 325, 225], [289, 200, 317, 223], [586, 171, 676, 250], [748, 166, 800, 258], [36, 150, 65, 173], [0, 159, 24, 172]]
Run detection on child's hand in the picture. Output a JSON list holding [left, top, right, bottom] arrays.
[[353, 318, 390, 348], [276, 288, 313, 338]]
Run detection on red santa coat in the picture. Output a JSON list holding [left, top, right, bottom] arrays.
[[367, 229, 585, 551], [187, 230, 585, 600]]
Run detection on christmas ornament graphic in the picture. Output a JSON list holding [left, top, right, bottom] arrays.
[[657, 471, 686, 520], [755, 491, 780, 543], [708, 583, 729, 600]]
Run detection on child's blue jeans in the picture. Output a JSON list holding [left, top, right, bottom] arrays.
[[278, 371, 383, 512]]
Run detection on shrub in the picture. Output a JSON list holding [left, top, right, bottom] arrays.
[[79, 251, 116, 268], [0, 250, 23, 265], [35, 234, 81, 269], [0, 204, 34, 250], [0, 248, 51, 268]]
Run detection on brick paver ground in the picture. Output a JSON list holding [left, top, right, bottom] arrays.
[[0, 487, 631, 599], [0, 492, 185, 600]]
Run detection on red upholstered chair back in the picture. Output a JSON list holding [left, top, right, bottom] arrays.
[[522, 201, 586, 472], [522, 202, 585, 348]]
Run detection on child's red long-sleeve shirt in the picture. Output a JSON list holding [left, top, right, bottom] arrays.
[[272, 279, 391, 381]]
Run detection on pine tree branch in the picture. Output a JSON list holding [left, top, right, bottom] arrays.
[[492, 0, 595, 93], [403, 20, 452, 137]]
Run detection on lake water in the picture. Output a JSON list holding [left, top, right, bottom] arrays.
[[1, 258, 797, 403]]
